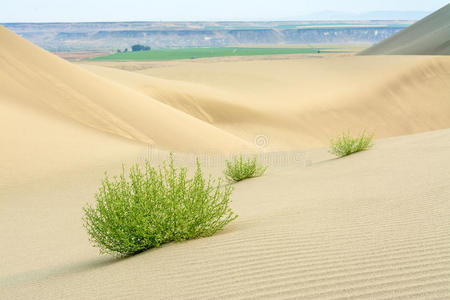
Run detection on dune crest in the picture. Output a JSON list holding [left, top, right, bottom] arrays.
[[0, 25, 252, 153], [83, 55, 450, 150], [359, 3, 450, 55]]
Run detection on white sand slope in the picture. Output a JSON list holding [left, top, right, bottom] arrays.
[[0, 26, 252, 153], [82, 55, 450, 149], [359, 4, 450, 55], [1, 129, 449, 299]]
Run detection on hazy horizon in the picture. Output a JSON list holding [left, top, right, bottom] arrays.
[[1, 0, 448, 22]]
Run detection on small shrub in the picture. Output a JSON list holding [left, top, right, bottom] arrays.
[[224, 155, 267, 183], [329, 130, 374, 157], [83, 154, 237, 257], [131, 44, 151, 52]]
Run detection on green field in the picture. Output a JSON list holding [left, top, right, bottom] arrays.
[[91, 47, 329, 61]]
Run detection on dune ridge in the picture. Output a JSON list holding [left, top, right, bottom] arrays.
[[3, 24, 448, 153], [359, 4, 450, 55], [0, 25, 252, 153], [82, 55, 450, 149], [81, 64, 266, 126]]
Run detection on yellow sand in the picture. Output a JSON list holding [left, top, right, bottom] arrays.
[[2, 129, 450, 299], [81, 55, 450, 149], [0, 26, 251, 153], [1, 24, 450, 299]]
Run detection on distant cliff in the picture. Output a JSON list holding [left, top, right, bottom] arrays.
[[2, 21, 410, 51]]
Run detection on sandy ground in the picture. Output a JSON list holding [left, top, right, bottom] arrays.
[[1, 24, 450, 299], [2, 129, 450, 299], [80, 55, 450, 150]]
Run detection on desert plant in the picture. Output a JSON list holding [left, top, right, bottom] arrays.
[[83, 154, 237, 257], [224, 155, 267, 183], [329, 130, 374, 157]]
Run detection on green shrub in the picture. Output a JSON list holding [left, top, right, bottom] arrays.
[[329, 130, 374, 157], [83, 154, 237, 257], [224, 155, 267, 183]]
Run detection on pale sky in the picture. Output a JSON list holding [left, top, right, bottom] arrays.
[[1, 0, 448, 22]]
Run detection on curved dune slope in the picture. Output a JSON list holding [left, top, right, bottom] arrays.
[[2, 129, 450, 299], [83, 56, 450, 150], [0, 26, 251, 153], [81, 64, 265, 125], [0, 99, 148, 189], [359, 4, 450, 55]]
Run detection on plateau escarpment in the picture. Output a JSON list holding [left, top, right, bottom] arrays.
[[3, 21, 409, 51]]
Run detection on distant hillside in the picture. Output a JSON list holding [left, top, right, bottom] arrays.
[[1, 21, 411, 51], [359, 4, 450, 55], [297, 10, 430, 21]]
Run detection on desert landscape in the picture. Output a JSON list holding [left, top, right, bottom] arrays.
[[1, 2, 449, 299]]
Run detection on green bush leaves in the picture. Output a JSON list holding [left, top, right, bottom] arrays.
[[329, 130, 374, 157], [224, 155, 267, 183], [83, 154, 237, 257]]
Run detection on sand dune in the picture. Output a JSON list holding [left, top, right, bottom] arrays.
[[0, 99, 149, 189], [82, 55, 450, 149], [3, 24, 448, 153], [0, 25, 251, 153], [359, 4, 450, 55], [1, 14, 450, 300], [2, 129, 449, 299]]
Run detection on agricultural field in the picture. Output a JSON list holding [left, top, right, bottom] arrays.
[[90, 47, 331, 61], [3, 21, 412, 52]]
